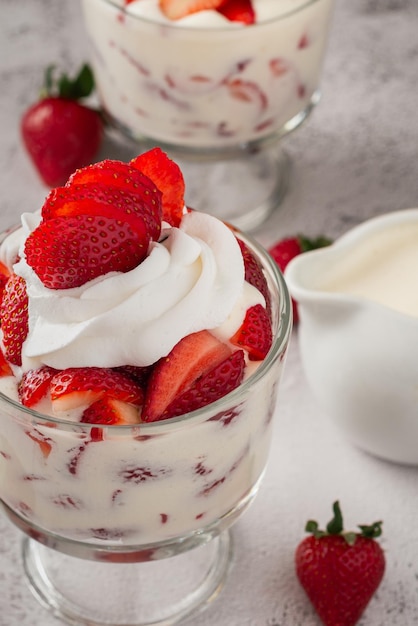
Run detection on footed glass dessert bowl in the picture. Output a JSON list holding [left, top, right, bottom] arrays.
[[81, 0, 335, 230], [0, 150, 292, 626]]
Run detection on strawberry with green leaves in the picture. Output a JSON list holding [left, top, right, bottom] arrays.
[[269, 235, 332, 323], [295, 501, 385, 626], [21, 64, 103, 188]]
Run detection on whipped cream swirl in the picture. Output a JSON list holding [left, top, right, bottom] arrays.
[[10, 211, 263, 371]]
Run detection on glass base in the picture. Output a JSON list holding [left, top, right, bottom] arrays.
[[97, 91, 321, 231], [178, 147, 290, 232], [22, 530, 233, 626], [102, 131, 290, 232], [100, 130, 291, 232]]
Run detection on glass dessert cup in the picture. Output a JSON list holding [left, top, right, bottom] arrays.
[[81, 0, 335, 231], [0, 229, 292, 626]]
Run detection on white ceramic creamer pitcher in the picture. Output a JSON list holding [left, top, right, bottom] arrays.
[[285, 208, 418, 465]]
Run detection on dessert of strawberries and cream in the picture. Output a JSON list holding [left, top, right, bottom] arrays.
[[80, 0, 334, 149], [0, 148, 290, 547]]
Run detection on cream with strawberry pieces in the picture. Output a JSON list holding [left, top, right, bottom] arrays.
[[0, 148, 271, 422], [81, 0, 334, 150], [0, 148, 291, 547]]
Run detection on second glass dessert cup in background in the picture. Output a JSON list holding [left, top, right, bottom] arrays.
[[0, 229, 292, 626], [81, 0, 335, 230]]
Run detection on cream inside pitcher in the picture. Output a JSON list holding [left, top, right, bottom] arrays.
[[284, 208, 418, 465]]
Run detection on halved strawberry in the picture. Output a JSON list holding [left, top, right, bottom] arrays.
[[18, 366, 59, 407], [50, 367, 144, 411], [159, 0, 225, 21], [230, 304, 272, 361], [0, 348, 13, 377], [24, 214, 149, 289], [162, 349, 245, 419], [237, 238, 271, 314], [42, 181, 161, 242], [81, 397, 140, 425], [130, 148, 185, 227], [142, 330, 232, 422], [217, 0, 255, 24], [0, 274, 28, 366]]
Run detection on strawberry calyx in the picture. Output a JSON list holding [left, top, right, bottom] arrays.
[[297, 235, 333, 254], [41, 64, 96, 103], [305, 501, 383, 546]]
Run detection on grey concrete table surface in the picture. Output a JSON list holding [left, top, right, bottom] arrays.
[[1, 1, 418, 625]]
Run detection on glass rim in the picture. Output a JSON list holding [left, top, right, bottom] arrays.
[[0, 230, 292, 434], [87, 0, 327, 32]]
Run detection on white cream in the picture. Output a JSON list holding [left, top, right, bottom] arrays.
[[8, 211, 263, 371], [318, 222, 418, 317]]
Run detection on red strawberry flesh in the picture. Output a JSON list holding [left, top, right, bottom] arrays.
[[162, 349, 245, 419], [50, 367, 144, 411], [142, 330, 232, 422], [81, 397, 140, 425], [19, 366, 59, 408], [24, 214, 150, 289], [230, 303, 272, 360], [130, 147, 185, 227], [0, 274, 29, 366], [217, 0, 255, 24], [41, 182, 161, 242]]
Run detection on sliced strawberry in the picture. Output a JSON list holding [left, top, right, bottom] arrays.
[[42, 181, 161, 242], [67, 159, 158, 195], [130, 148, 185, 227], [269, 58, 291, 78], [237, 238, 271, 314], [142, 330, 232, 422], [0, 348, 13, 377], [64, 159, 163, 240], [112, 365, 153, 387], [0, 274, 28, 366], [162, 349, 245, 420], [217, 0, 255, 24], [159, 0, 225, 20], [81, 397, 140, 425], [230, 303, 272, 361], [18, 366, 59, 407], [0, 260, 11, 307], [50, 367, 144, 411], [225, 79, 268, 111], [25, 428, 53, 458], [24, 214, 149, 289]]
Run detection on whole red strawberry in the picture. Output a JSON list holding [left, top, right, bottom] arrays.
[[295, 501, 385, 626], [21, 64, 103, 187], [268, 235, 332, 323]]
